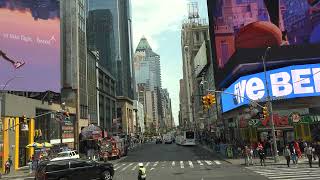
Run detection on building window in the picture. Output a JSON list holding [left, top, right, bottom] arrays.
[[195, 32, 200, 42], [221, 40, 229, 66]]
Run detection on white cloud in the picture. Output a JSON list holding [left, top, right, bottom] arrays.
[[131, 0, 188, 50]]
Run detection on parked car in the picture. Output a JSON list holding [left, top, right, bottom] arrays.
[[50, 150, 80, 161], [35, 159, 114, 180]]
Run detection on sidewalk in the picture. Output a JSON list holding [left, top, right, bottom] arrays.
[[1, 166, 34, 179], [199, 143, 313, 166]]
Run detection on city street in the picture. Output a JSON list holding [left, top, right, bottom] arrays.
[[112, 143, 266, 180]]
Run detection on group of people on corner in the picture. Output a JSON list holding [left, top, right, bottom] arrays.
[[241, 139, 320, 168], [244, 143, 266, 166], [283, 141, 320, 168]]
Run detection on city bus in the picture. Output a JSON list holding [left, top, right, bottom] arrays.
[[176, 130, 196, 146]]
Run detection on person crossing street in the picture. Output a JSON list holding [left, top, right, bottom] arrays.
[[305, 144, 313, 168], [138, 163, 147, 180]]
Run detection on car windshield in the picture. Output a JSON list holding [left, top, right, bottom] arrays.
[[56, 152, 70, 158]]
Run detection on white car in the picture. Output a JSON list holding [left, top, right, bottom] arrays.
[[50, 150, 80, 161]]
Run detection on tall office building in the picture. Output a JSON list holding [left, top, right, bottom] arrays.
[[180, 3, 209, 128], [87, 0, 135, 99], [61, 0, 90, 149], [134, 37, 162, 132], [87, 0, 135, 134]]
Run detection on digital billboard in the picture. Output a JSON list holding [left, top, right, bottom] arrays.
[[0, 0, 60, 92], [207, 0, 320, 88], [221, 63, 320, 112]]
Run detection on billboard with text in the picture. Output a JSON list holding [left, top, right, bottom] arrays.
[[0, 0, 60, 92], [221, 63, 320, 112], [207, 0, 320, 88]]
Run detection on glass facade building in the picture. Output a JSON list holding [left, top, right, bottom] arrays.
[[87, 0, 135, 99]]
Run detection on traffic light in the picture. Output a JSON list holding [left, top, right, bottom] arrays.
[[22, 115, 27, 123], [262, 105, 269, 118], [202, 96, 209, 111], [207, 93, 216, 105]]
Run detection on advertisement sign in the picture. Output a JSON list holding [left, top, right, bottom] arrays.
[[193, 41, 209, 77], [0, 0, 60, 92], [221, 63, 320, 112], [207, 0, 320, 88]]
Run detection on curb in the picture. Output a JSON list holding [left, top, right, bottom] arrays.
[[197, 144, 233, 164]]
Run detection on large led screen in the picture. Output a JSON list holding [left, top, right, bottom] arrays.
[[221, 63, 320, 112], [207, 0, 320, 88], [0, 0, 60, 92]]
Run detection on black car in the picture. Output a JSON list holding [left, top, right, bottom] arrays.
[[35, 159, 114, 180]]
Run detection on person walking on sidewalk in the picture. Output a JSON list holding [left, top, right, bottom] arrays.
[[305, 144, 313, 168], [291, 147, 298, 164], [257, 145, 266, 166], [244, 146, 253, 166], [283, 145, 291, 167], [315, 142, 320, 167]]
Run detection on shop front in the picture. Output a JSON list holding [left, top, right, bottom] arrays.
[[239, 113, 294, 150]]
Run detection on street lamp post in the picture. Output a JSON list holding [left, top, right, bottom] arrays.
[[262, 47, 279, 162], [0, 76, 23, 126]]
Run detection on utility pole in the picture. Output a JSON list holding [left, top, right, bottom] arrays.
[[262, 47, 279, 162]]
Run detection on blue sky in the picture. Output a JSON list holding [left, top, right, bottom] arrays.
[[131, 0, 208, 125]]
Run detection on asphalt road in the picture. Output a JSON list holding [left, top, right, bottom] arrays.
[[112, 143, 267, 180]]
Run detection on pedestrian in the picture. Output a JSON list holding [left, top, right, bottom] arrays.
[[4, 159, 10, 174], [258, 146, 266, 166], [291, 147, 297, 164], [138, 163, 146, 180], [283, 145, 291, 167], [244, 146, 250, 166], [315, 142, 320, 167], [305, 144, 313, 168]]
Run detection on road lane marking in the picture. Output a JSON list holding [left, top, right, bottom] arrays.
[[172, 161, 175, 166], [153, 161, 159, 167], [131, 164, 138, 171], [115, 163, 126, 170], [188, 161, 194, 168], [121, 163, 133, 171], [150, 167, 155, 171], [180, 161, 184, 168], [197, 160, 204, 166], [145, 162, 150, 167], [205, 161, 212, 165], [214, 160, 221, 165]]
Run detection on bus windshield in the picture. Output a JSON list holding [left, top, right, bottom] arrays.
[[186, 131, 194, 139]]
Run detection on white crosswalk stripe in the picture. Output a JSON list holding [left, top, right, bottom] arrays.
[[114, 163, 126, 170], [131, 163, 138, 171], [114, 160, 223, 172], [120, 163, 133, 171], [153, 161, 159, 167], [180, 161, 184, 168], [172, 161, 175, 167], [197, 160, 204, 166], [188, 161, 194, 168], [246, 166, 320, 180], [214, 160, 221, 165]]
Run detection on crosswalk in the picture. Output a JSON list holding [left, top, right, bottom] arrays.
[[246, 166, 320, 180], [114, 160, 223, 172]]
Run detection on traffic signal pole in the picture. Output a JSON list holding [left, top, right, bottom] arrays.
[[262, 47, 279, 162]]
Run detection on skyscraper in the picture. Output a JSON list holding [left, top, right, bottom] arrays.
[[87, 0, 135, 99], [134, 36, 162, 132], [87, 0, 135, 134]]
